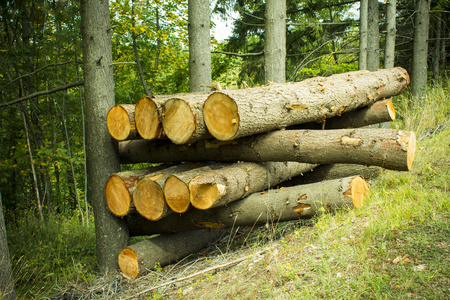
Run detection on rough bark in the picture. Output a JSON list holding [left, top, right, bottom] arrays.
[[134, 95, 165, 140], [202, 67, 409, 141], [359, 0, 368, 70], [384, 0, 396, 69], [132, 163, 211, 221], [291, 99, 395, 130], [411, 0, 430, 97], [367, 0, 380, 71], [161, 92, 212, 144], [81, 0, 129, 272], [189, 162, 315, 210], [432, 14, 441, 82], [127, 176, 368, 235], [0, 192, 17, 300], [282, 164, 381, 186], [119, 229, 226, 278], [119, 128, 416, 171], [188, 0, 212, 92], [265, 0, 286, 83], [107, 104, 140, 141], [164, 163, 230, 213]]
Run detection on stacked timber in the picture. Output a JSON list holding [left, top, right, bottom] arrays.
[[104, 67, 415, 279]]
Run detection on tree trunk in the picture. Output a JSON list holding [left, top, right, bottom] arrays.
[[384, 0, 396, 69], [359, 0, 368, 70], [105, 164, 171, 217], [282, 164, 381, 186], [119, 229, 227, 278], [132, 163, 211, 221], [367, 0, 380, 71], [291, 99, 395, 130], [107, 104, 140, 141], [127, 176, 368, 236], [119, 128, 416, 171], [202, 67, 409, 141], [411, 0, 430, 97], [135, 96, 163, 140], [0, 192, 17, 300], [188, 0, 212, 92], [164, 163, 230, 213], [81, 0, 129, 273], [432, 13, 441, 82], [189, 162, 315, 210], [265, 0, 286, 83]]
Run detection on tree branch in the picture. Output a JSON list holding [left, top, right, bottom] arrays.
[[0, 81, 84, 108], [211, 50, 264, 57]]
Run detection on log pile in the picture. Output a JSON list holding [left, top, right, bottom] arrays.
[[104, 67, 415, 278]]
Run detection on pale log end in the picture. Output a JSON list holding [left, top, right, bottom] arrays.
[[164, 175, 190, 213], [106, 105, 131, 141], [133, 177, 166, 221], [118, 247, 139, 279], [135, 96, 162, 140], [161, 98, 196, 144], [203, 92, 239, 141], [105, 175, 132, 217]]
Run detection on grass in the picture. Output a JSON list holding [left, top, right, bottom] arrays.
[[6, 79, 450, 299]]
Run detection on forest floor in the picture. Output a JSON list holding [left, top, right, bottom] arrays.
[[9, 81, 450, 299]]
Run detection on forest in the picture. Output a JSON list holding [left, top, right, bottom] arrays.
[[0, 0, 449, 299]]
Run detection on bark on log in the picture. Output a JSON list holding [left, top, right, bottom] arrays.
[[119, 229, 226, 278], [292, 99, 396, 130], [134, 96, 163, 140], [202, 67, 409, 141], [119, 128, 416, 171], [282, 164, 382, 186], [105, 163, 203, 217], [131, 163, 211, 221], [161, 92, 212, 144], [127, 176, 368, 236], [189, 162, 315, 210], [164, 163, 230, 213], [106, 104, 140, 140]]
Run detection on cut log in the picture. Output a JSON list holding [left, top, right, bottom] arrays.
[[131, 163, 211, 221], [189, 162, 316, 210], [161, 92, 212, 144], [282, 164, 382, 186], [164, 163, 230, 213], [119, 229, 226, 278], [105, 163, 204, 217], [293, 99, 396, 130], [105, 164, 170, 217], [119, 128, 416, 171], [203, 67, 409, 140], [127, 176, 368, 236], [134, 96, 164, 140], [106, 104, 140, 140]]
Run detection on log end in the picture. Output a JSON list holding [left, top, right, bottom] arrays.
[[105, 175, 132, 217], [135, 96, 162, 140], [133, 177, 166, 221], [189, 179, 220, 210], [118, 247, 139, 279], [386, 99, 396, 121], [203, 92, 239, 141], [107, 105, 132, 141], [164, 175, 190, 213], [161, 98, 196, 144], [347, 176, 369, 208], [406, 131, 416, 171]]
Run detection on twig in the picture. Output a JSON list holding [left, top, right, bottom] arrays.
[[123, 246, 276, 300], [211, 50, 264, 57]]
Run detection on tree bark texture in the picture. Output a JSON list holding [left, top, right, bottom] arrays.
[[188, 0, 212, 92], [0, 192, 17, 300], [202, 67, 409, 141], [119, 229, 227, 278], [367, 0, 380, 71], [432, 14, 441, 82], [107, 104, 140, 140], [359, 0, 368, 70], [164, 163, 231, 213], [265, 0, 286, 83], [282, 164, 381, 186], [384, 0, 396, 69], [291, 99, 395, 130], [411, 0, 430, 97], [81, 0, 129, 273], [189, 162, 315, 210], [127, 176, 368, 236], [119, 128, 416, 171]]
